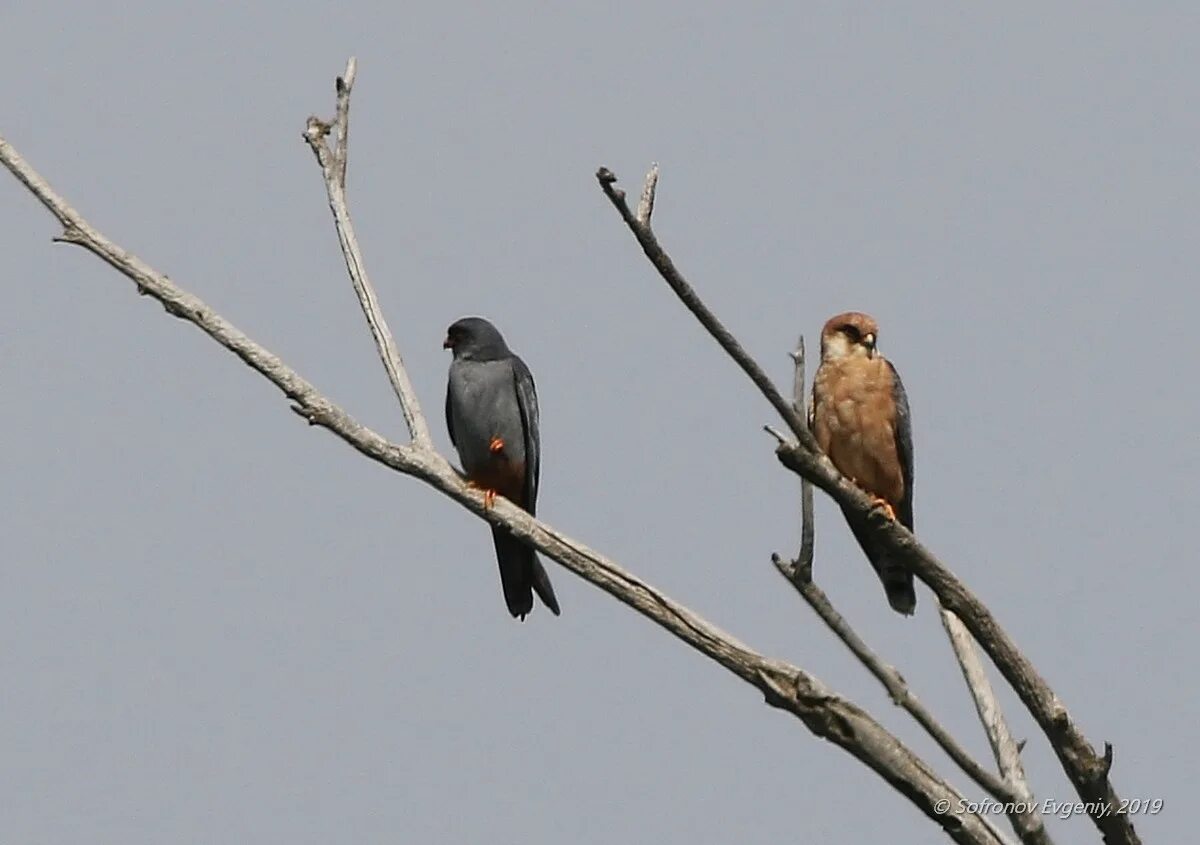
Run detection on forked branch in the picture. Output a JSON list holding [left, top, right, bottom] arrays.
[[0, 68, 1009, 845], [303, 57, 433, 448], [597, 166, 1138, 845]]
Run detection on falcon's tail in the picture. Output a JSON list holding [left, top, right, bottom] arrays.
[[842, 506, 917, 616], [491, 527, 561, 620]]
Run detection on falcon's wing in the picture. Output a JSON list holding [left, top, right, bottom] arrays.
[[444, 380, 457, 449], [887, 360, 914, 531], [511, 355, 540, 516]]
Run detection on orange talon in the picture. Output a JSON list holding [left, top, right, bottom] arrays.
[[870, 495, 897, 521], [489, 436, 505, 454], [466, 478, 498, 510]]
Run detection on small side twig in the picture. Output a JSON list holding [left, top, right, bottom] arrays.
[[303, 57, 434, 448], [635, 163, 659, 225], [332, 59, 355, 187], [790, 339, 815, 579], [763, 425, 790, 446]]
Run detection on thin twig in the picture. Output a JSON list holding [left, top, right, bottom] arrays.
[[595, 166, 812, 446], [598, 165, 1139, 845], [1, 119, 1006, 845], [790, 339, 815, 578], [763, 425, 790, 446], [302, 57, 434, 448], [941, 609, 1051, 845]]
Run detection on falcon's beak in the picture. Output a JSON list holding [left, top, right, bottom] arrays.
[[442, 336, 454, 349], [863, 333, 876, 357]]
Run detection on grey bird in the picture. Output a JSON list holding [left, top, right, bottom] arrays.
[[443, 317, 560, 619]]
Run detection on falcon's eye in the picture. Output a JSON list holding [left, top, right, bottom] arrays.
[[840, 325, 861, 342]]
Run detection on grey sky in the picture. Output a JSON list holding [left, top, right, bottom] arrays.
[[2, 4, 1195, 843]]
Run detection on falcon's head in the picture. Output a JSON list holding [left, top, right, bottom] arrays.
[[443, 316, 513, 362], [820, 311, 880, 361]]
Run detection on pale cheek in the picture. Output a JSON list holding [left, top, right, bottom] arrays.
[[824, 336, 850, 359]]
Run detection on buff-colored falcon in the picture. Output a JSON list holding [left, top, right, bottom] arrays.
[[811, 311, 916, 615]]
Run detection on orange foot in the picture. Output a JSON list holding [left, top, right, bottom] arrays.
[[466, 480, 498, 510], [489, 436, 505, 454], [870, 495, 897, 521]]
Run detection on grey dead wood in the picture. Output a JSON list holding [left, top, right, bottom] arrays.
[[0, 60, 1007, 845]]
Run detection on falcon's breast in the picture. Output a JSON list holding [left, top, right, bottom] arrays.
[[811, 356, 906, 508]]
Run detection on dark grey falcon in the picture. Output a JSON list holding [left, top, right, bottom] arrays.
[[443, 316, 560, 619]]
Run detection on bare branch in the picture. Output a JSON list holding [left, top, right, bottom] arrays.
[[596, 167, 812, 445], [941, 610, 1051, 844], [1, 126, 1006, 845], [302, 57, 434, 448], [776, 441, 1139, 845], [597, 166, 1137, 844]]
